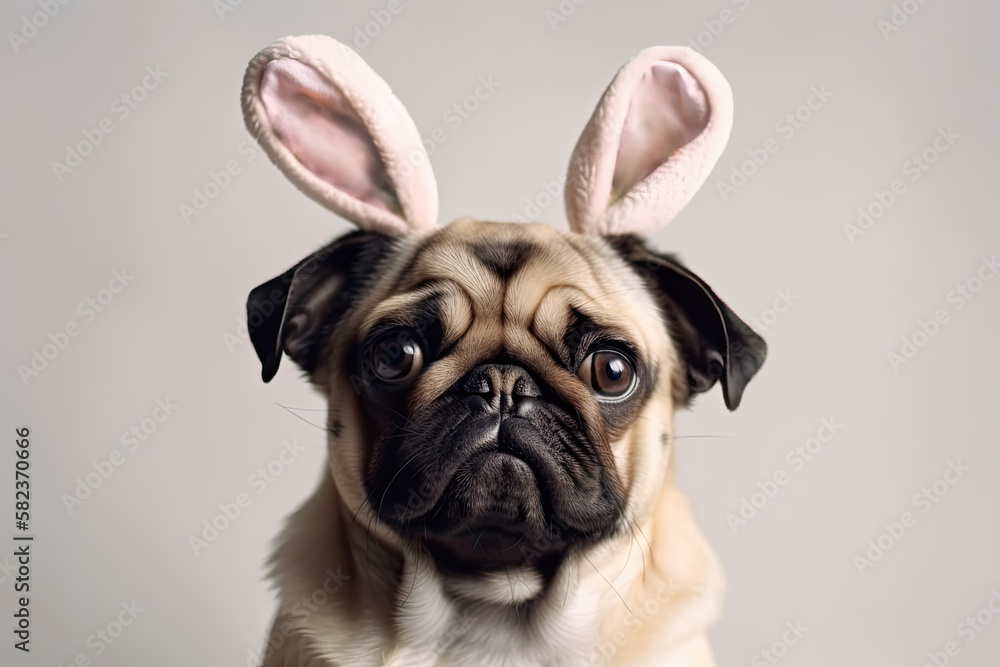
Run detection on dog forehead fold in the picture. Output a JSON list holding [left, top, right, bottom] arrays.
[[376, 220, 646, 329], [356, 220, 667, 377]]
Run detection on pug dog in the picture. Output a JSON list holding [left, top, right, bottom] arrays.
[[240, 36, 765, 667]]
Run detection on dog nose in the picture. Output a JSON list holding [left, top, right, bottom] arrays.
[[460, 364, 542, 417]]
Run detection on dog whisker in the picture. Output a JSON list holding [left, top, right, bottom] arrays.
[[500, 560, 520, 624], [628, 519, 648, 585], [397, 555, 420, 608], [500, 533, 526, 552], [632, 522, 655, 570], [373, 450, 424, 524], [275, 402, 328, 431], [634, 415, 736, 440], [347, 501, 366, 532], [582, 554, 632, 615], [618, 521, 636, 580], [467, 525, 487, 552]]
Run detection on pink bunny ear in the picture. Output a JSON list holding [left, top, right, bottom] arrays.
[[565, 47, 733, 237], [242, 35, 438, 237]]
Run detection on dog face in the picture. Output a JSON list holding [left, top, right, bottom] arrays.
[[247, 219, 765, 579]]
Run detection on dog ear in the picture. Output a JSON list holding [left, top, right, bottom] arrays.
[[246, 231, 392, 382], [608, 236, 766, 410], [565, 46, 733, 237], [242, 35, 438, 237]]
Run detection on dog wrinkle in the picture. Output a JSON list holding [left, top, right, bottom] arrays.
[[469, 238, 536, 280], [266, 220, 723, 667]]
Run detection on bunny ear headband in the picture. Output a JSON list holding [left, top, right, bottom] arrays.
[[241, 35, 733, 237]]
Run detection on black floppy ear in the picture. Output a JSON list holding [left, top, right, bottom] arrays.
[[246, 231, 392, 382], [608, 235, 766, 410]]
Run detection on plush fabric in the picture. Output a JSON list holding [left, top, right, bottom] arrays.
[[241, 37, 734, 240], [242, 35, 439, 237], [563, 46, 734, 237]]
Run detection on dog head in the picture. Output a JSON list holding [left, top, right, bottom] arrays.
[[242, 36, 765, 593]]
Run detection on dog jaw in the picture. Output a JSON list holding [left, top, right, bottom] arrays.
[[442, 567, 545, 604]]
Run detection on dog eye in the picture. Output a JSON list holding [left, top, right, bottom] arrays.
[[578, 350, 636, 400], [370, 330, 424, 384]]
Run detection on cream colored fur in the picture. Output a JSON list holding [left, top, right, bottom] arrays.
[[257, 222, 723, 667]]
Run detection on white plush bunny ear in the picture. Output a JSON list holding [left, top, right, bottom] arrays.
[[565, 46, 733, 236], [242, 35, 438, 237]]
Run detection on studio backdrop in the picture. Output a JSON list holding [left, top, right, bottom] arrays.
[[1, 0, 998, 665]]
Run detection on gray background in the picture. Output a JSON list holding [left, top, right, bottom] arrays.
[[2, 0, 999, 665]]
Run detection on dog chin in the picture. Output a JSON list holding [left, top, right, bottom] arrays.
[[382, 447, 616, 581], [367, 392, 625, 578], [442, 566, 546, 605], [396, 445, 610, 604], [409, 448, 575, 575]]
